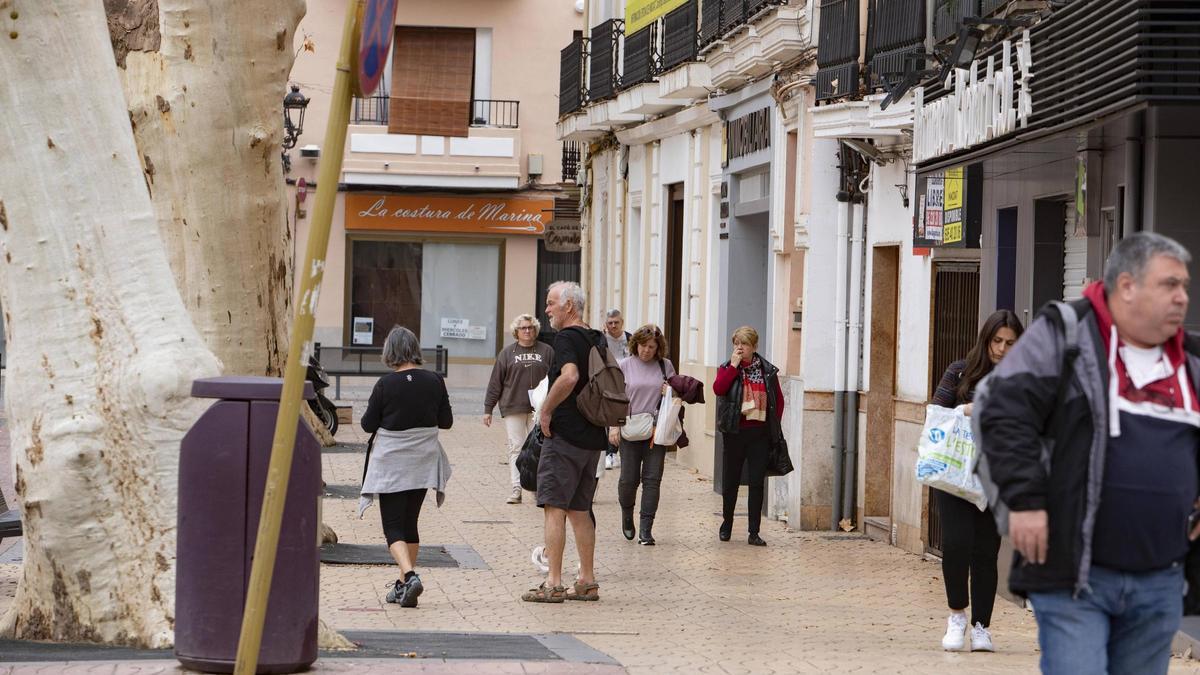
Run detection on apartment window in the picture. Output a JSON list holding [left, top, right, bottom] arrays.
[[389, 26, 475, 137]]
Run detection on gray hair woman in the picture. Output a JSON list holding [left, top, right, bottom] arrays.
[[360, 326, 453, 608], [484, 313, 555, 504]]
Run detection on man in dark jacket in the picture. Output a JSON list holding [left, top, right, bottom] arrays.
[[975, 232, 1199, 674]]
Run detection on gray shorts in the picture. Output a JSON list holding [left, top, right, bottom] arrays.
[[536, 435, 601, 511]]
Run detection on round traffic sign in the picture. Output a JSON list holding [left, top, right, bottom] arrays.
[[356, 0, 400, 97]]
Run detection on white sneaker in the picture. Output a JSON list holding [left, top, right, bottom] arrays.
[[604, 454, 615, 470], [611, 453, 620, 468], [970, 622, 994, 652], [506, 487, 522, 504], [941, 612, 968, 651]]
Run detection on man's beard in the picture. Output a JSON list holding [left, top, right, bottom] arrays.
[[549, 314, 562, 330]]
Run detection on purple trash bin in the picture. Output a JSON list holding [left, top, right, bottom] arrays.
[[175, 376, 321, 674]]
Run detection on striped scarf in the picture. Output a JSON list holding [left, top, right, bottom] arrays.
[[741, 356, 768, 422]]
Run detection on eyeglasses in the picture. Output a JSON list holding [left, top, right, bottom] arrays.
[[517, 326, 536, 331]]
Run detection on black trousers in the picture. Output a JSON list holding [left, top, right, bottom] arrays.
[[618, 439, 667, 520], [379, 489, 427, 545], [720, 425, 770, 535], [935, 488, 1001, 627]]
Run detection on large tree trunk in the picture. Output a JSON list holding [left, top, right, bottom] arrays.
[[0, 2, 221, 647], [109, 0, 305, 378]]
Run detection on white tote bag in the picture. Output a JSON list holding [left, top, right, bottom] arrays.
[[914, 404, 987, 510], [528, 376, 549, 418], [652, 387, 685, 446]]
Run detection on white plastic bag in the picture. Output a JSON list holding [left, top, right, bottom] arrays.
[[914, 404, 987, 510], [528, 376, 548, 418], [653, 387, 684, 446]]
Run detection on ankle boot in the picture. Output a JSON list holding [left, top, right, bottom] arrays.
[[638, 516, 655, 545], [718, 518, 733, 542], [622, 508, 636, 540]]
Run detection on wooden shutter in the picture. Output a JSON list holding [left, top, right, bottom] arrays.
[[389, 27, 474, 138]]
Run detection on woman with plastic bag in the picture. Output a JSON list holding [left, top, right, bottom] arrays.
[[611, 324, 675, 545], [929, 310, 1022, 653]]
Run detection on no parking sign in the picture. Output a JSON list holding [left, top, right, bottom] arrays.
[[355, 0, 399, 97]]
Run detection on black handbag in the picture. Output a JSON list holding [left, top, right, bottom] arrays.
[[516, 426, 543, 492], [765, 409, 794, 477]]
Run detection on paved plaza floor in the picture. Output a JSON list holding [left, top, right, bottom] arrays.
[[1, 384, 1198, 673]]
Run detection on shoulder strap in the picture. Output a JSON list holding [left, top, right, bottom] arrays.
[[658, 359, 667, 377], [1049, 300, 1085, 409]]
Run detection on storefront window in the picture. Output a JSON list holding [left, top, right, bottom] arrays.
[[349, 239, 499, 358]]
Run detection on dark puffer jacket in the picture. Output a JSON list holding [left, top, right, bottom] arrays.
[[716, 354, 782, 434]]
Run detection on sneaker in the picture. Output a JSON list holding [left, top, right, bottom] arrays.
[[385, 579, 404, 604], [941, 612, 968, 651], [611, 453, 620, 469], [506, 487, 522, 504], [531, 545, 550, 573], [399, 574, 423, 608], [604, 454, 615, 470], [970, 622, 994, 652]]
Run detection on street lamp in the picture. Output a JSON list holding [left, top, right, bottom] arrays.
[[282, 84, 310, 174]]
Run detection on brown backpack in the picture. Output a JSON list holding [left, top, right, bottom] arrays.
[[576, 334, 629, 428]]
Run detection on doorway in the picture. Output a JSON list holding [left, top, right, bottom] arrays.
[[865, 246, 900, 536], [664, 184, 686, 363], [926, 261, 980, 555], [1032, 198, 1068, 311]]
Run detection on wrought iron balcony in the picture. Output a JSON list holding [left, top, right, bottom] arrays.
[[933, 0, 981, 42], [661, 0, 700, 72], [353, 94, 389, 125], [623, 24, 658, 88], [352, 96, 520, 128], [589, 19, 624, 102], [561, 141, 582, 182], [815, 0, 860, 100], [698, 0, 788, 50], [865, 0, 927, 90], [559, 36, 588, 116]]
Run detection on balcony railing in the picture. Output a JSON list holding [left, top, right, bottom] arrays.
[[470, 99, 520, 128], [352, 96, 520, 128], [933, 0, 980, 42], [661, 0, 700, 71], [865, 0, 927, 89], [623, 24, 658, 87], [815, 0, 860, 100], [353, 94, 389, 125], [698, 0, 788, 50], [559, 36, 588, 116], [562, 141, 582, 182], [589, 19, 624, 102]]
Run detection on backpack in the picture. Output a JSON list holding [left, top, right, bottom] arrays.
[[575, 331, 630, 428]]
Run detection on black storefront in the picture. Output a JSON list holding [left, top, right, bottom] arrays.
[[913, 0, 1200, 328]]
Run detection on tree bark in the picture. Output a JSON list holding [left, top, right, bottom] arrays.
[[0, 2, 221, 647], [111, 0, 305, 377]]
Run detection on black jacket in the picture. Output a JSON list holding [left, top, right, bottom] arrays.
[[975, 298, 1200, 596], [716, 354, 781, 434]]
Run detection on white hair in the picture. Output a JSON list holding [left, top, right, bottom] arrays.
[[551, 281, 586, 316]]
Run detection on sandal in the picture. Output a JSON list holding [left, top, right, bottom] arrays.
[[521, 582, 566, 603], [566, 580, 599, 601]]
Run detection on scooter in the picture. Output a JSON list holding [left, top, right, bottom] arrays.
[[306, 355, 339, 435]]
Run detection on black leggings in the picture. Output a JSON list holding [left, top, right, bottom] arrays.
[[379, 489, 427, 545], [720, 426, 770, 535], [935, 488, 1001, 627]]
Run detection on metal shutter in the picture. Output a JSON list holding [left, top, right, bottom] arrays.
[[1063, 202, 1087, 301]]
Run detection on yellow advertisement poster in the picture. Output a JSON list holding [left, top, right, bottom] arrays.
[[625, 0, 689, 33], [944, 167, 963, 211]]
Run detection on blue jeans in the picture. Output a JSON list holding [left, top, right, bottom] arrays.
[[1029, 563, 1184, 675]]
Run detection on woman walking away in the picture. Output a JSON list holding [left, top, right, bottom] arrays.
[[931, 310, 1022, 652], [613, 324, 676, 545], [360, 326, 453, 608], [712, 326, 783, 546], [484, 314, 554, 504]]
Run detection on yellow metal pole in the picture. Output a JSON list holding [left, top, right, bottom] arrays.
[[233, 2, 359, 673]]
